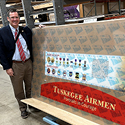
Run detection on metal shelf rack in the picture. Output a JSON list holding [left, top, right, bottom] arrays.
[[0, 0, 124, 29]]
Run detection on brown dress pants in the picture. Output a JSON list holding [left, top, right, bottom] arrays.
[[10, 59, 33, 111]]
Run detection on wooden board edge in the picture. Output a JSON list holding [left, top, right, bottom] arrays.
[[21, 98, 99, 125]]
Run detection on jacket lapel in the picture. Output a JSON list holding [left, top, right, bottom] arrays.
[[19, 26, 28, 43], [7, 25, 15, 44]]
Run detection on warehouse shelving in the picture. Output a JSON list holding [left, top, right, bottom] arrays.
[[0, 0, 124, 28]]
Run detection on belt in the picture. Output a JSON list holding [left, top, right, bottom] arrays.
[[12, 58, 30, 63]]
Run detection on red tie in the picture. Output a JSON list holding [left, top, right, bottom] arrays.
[[15, 29, 26, 61]]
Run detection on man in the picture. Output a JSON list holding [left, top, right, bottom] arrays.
[[0, 8, 33, 119]]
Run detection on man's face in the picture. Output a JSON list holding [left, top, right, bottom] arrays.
[[7, 12, 20, 28]]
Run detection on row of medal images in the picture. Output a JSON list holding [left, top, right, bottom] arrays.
[[47, 67, 87, 81], [47, 57, 87, 69]]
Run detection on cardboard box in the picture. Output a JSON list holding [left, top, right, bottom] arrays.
[[32, 19, 125, 124]]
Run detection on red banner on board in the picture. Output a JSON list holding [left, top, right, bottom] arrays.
[[41, 82, 125, 124]]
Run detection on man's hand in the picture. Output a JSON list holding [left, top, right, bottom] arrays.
[[6, 68, 14, 76], [39, 24, 46, 28]]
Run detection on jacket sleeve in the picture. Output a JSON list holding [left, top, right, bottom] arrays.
[[24, 26, 33, 61], [0, 33, 12, 70]]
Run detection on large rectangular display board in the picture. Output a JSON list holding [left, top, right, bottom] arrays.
[[32, 19, 125, 125]]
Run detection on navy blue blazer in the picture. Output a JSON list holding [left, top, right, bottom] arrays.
[[0, 25, 33, 70]]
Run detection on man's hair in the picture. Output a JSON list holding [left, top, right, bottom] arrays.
[[7, 8, 19, 17]]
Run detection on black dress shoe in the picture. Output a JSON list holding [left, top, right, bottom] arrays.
[[21, 110, 28, 119]]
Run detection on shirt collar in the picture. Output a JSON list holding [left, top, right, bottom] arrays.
[[9, 24, 19, 32]]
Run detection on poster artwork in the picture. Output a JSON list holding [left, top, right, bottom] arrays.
[[45, 51, 125, 92]]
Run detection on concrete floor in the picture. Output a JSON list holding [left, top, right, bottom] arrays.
[[0, 66, 70, 125]]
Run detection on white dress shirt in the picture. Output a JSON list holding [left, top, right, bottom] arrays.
[[9, 24, 30, 61]]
